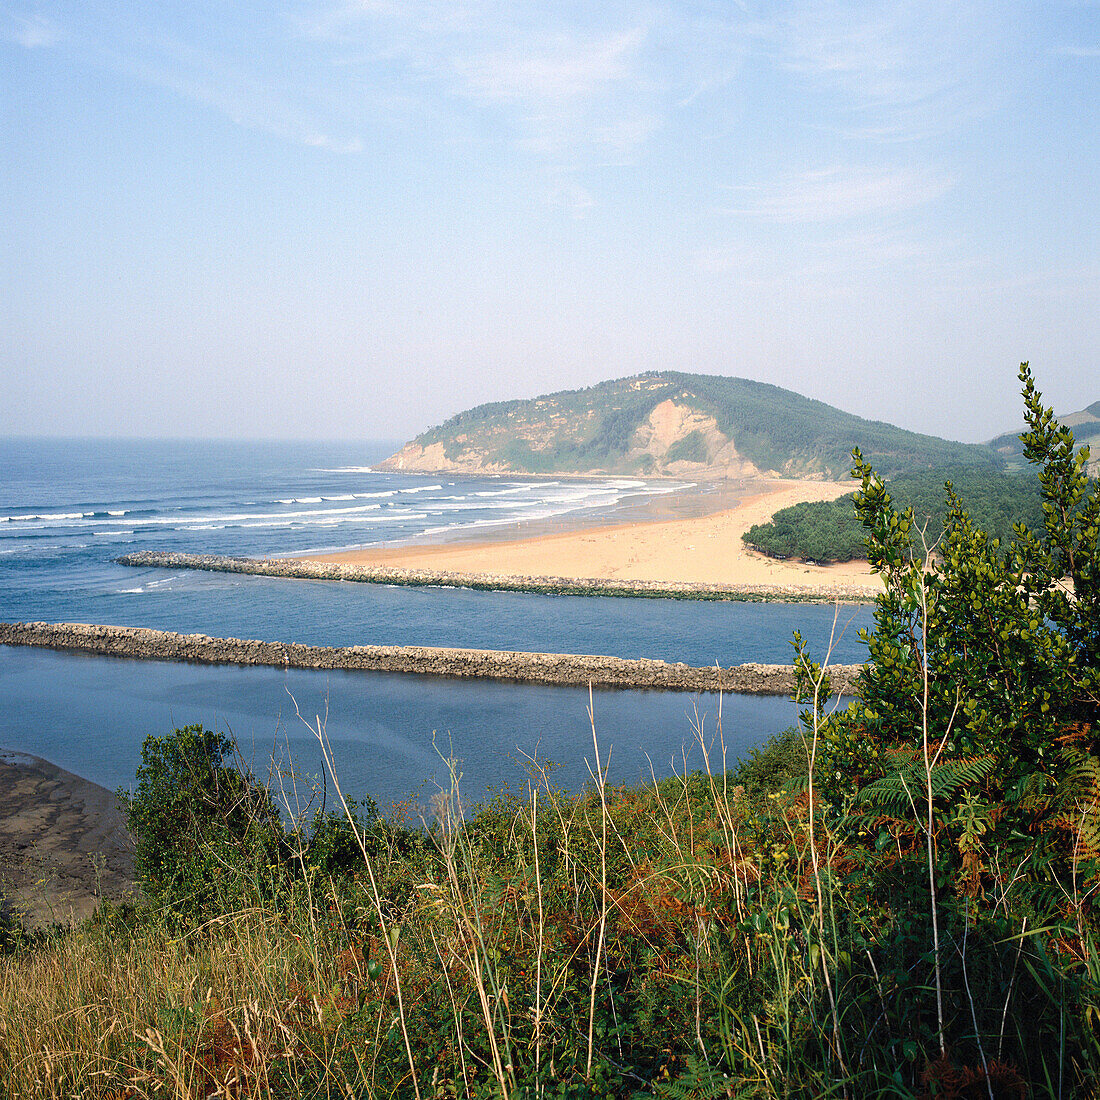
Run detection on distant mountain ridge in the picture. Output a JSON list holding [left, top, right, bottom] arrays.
[[381, 372, 1003, 481], [988, 400, 1100, 476]]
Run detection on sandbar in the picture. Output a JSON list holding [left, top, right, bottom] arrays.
[[303, 478, 879, 597]]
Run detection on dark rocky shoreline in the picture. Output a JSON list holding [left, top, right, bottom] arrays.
[[0, 749, 134, 928], [0, 621, 862, 695], [115, 549, 878, 604]]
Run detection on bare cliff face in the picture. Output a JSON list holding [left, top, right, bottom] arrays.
[[632, 400, 762, 478], [383, 439, 508, 475]]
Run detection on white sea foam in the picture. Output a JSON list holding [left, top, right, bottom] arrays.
[[311, 466, 375, 474], [177, 510, 430, 532], [421, 498, 552, 514], [473, 481, 559, 497], [420, 516, 537, 538], [285, 544, 357, 556], [109, 502, 389, 527], [2, 511, 88, 523], [0, 475, 693, 569], [280, 489, 398, 504]]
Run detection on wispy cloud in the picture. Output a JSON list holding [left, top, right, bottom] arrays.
[[0, 0, 1005, 212], [449, 25, 655, 165], [116, 31, 366, 155], [296, 0, 750, 195], [721, 164, 953, 223], [1, 5, 364, 153], [750, 0, 997, 141], [2, 9, 61, 48], [547, 179, 596, 219], [454, 27, 644, 104]]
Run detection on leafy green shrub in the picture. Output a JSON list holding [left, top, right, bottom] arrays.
[[816, 364, 1099, 889], [299, 799, 376, 878], [783, 364, 1100, 1087], [729, 725, 808, 794], [744, 497, 870, 561], [120, 724, 285, 916]]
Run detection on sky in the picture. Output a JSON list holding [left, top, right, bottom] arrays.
[[1, 1, 1097, 444]]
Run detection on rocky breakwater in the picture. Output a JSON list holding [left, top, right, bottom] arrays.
[[115, 550, 878, 604], [0, 622, 862, 696]]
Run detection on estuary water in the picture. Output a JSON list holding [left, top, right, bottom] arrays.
[[0, 438, 872, 805]]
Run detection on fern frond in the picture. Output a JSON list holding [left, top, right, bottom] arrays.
[[1054, 745, 1100, 863], [855, 755, 996, 818], [647, 1055, 733, 1099]]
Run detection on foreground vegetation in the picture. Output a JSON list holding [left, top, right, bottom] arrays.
[[1, 365, 1097, 1097]]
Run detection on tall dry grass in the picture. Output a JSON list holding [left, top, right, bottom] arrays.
[[1, 686, 1096, 1097]]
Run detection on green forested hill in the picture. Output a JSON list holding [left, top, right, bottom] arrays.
[[988, 399, 1100, 474], [743, 467, 1045, 562], [381, 372, 1004, 480]]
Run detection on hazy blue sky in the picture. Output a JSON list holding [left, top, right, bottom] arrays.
[[2, 1, 1097, 443]]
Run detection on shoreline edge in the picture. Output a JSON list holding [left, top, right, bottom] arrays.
[[114, 550, 878, 604]]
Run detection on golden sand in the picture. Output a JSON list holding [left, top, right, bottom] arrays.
[[305, 479, 879, 595]]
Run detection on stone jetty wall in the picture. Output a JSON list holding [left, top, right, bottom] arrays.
[[0, 621, 862, 696], [115, 550, 877, 605]]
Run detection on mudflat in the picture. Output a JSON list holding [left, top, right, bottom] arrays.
[[0, 750, 135, 928]]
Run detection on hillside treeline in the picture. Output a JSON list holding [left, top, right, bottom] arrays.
[[744, 466, 1045, 562], [672, 372, 1002, 478]]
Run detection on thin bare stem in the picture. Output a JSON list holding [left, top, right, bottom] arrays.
[[915, 557, 946, 1056], [531, 784, 545, 1096], [585, 684, 609, 1077], [798, 599, 848, 1085], [958, 902, 997, 1100], [289, 692, 423, 1100]]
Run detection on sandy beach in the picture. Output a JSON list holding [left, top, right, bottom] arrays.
[[304, 478, 879, 596], [0, 750, 134, 928]]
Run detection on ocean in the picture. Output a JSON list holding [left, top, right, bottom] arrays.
[[0, 437, 872, 807]]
